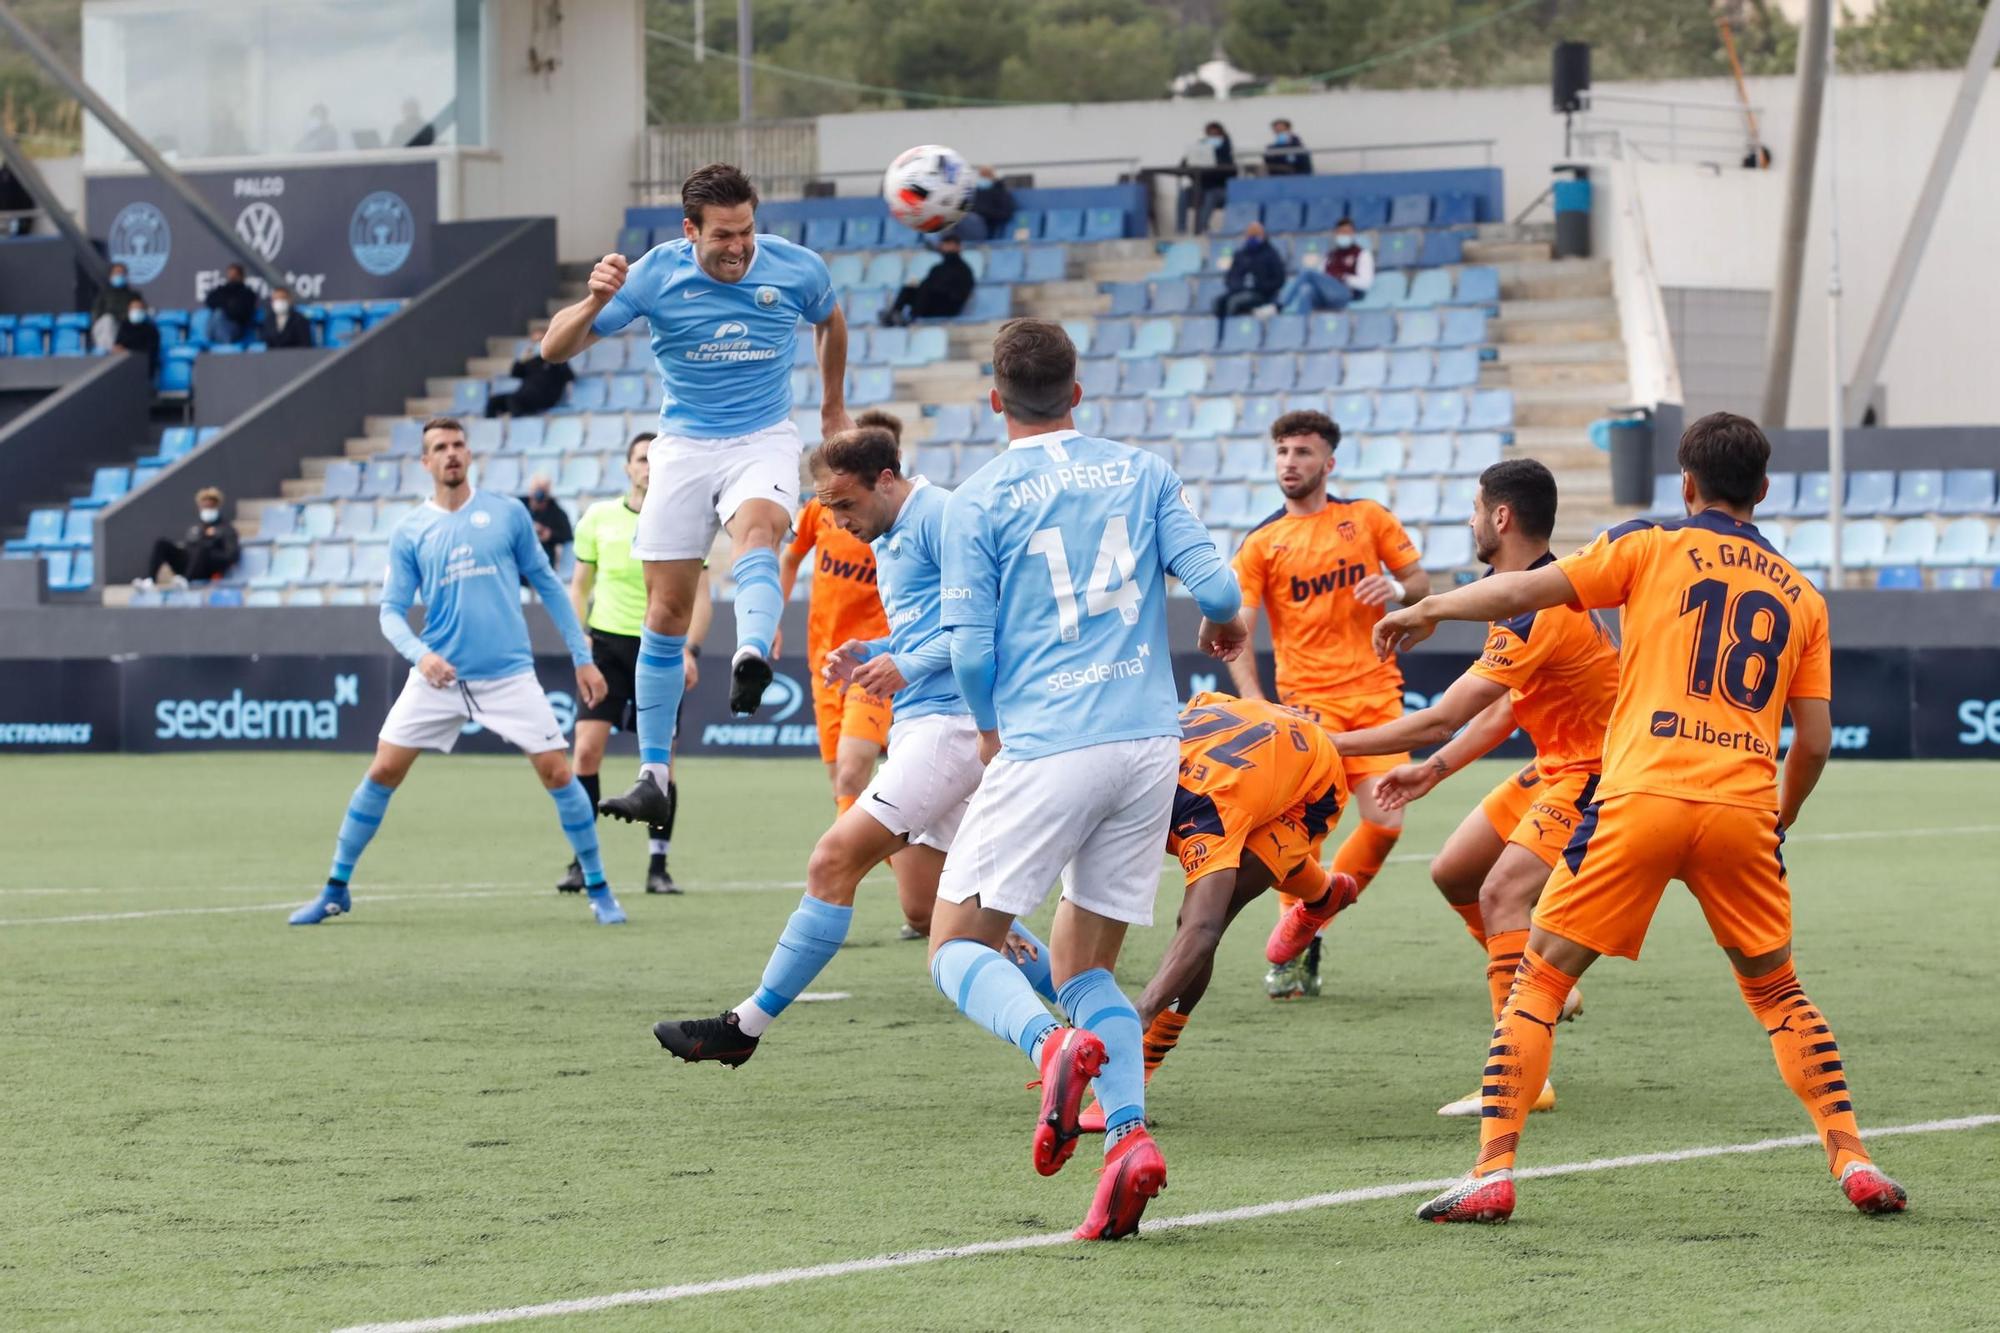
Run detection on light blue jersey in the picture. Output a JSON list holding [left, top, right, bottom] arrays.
[[590, 235, 836, 439], [942, 430, 1236, 760], [864, 479, 964, 723], [379, 490, 592, 681]]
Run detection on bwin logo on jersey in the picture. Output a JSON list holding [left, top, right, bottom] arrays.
[[235, 201, 285, 260], [350, 190, 415, 275], [108, 203, 173, 284], [713, 320, 750, 339]]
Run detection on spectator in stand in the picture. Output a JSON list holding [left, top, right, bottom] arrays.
[[486, 351, 575, 418], [1264, 118, 1312, 176], [957, 165, 1017, 242], [521, 475, 574, 570], [259, 285, 315, 348], [1213, 221, 1286, 326], [205, 263, 259, 345], [1176, 120, 1236, 235], [880, 232, 974, 326], [297, 104, 339, 152], [144, 486, 240, 587], [113, 292, 161, 375], [390, 98, 435, 148], [90, 262, 132, 352], [1274, 216, 1375, 313]]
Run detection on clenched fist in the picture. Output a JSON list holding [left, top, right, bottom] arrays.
[[588, 253, 629, 304]]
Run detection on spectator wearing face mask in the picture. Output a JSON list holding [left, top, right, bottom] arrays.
[[91, 262, 133, 352], [144, 486, 240, 587], [113, 293, 161, 375], [205, 263, 259, 345], [260, 285, 315, 349], [520, 474, 574, 570], [1264, 119, 1312, 176], [1213, 221, 1286, 326], [1274, 216, 1375, 314], [1176, 121, 1236, 235]]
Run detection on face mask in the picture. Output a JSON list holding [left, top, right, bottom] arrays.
[[1206, 135, 1224, 149], [1334, 234, 1356, 249], [110, 274, 127, 288], [198, 507, 220, 523], [128, 309, 149, 323], [272, 300, 291, 316]]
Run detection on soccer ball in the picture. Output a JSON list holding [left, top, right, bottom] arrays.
[[882, 145, 974, 234]]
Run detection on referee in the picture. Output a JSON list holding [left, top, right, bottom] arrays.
[[560, 432, 711, 894]]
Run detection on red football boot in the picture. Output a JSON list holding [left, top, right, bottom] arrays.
[[1265, 872, 1360, 965], [1840, 1162, 1908, 1214], [1416, 1170, 1515, 1224], [1074, 1127, 1168, 1240], [1031, 1027, 1106, 1177]]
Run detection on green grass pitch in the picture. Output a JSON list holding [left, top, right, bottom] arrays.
[[2, 754, 1996, 1330]]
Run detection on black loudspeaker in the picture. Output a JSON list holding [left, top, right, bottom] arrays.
[[1552, 41, 1591, 113]]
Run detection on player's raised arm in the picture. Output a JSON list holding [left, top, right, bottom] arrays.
[[1336, 669, 1509, 757], [541, 252, 630, 363], [814, 305, 852, 437], [1374, 563, 1578, 658]]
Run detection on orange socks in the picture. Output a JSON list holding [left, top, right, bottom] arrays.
[[1449, 900, 1487, 948], [1143, 1009, 1188, 1081], [1737, 961, 1871, 1177], [1483, 928, 1529, 1024], [834, 794, 856, 816], [1331, 819, 1400, 896], [1475, 947, 1577, 1177]]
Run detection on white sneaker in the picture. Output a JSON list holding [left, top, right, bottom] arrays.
[[1437, 1080, 1556, 1117], [1252, 304, 1278, 317]]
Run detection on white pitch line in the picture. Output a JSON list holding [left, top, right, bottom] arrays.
[[332, 1113, 1998, 1333], [0, 888, 520, 927]]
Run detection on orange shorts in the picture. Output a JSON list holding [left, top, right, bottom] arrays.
[[1169, 780, 1345, 890], [1532, 791, 1792, 962], [1285, 686, 1408, 783], [811, 677, 893, 765], [1480, 763, 1600, 869]]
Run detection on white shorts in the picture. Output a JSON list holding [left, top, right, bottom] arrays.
[[856, 711, 983, 853], [634, 421, 805, 561], [379, 668, 567, 754], [937, 735, 1179, 927]]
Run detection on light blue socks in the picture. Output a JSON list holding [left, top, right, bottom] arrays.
[[1058, 968, 1145, 1143], [932, 937, 1060, 1063], [737, 894, 854, 1036], [328, 777, 393, 884], [731, 548, 782, 659], [548, 778, 605, 888]]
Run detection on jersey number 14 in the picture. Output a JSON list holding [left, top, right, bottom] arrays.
[[1028, 518, 1141, 643]]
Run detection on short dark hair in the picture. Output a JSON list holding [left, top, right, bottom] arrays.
[[1677, 411, 1770, 508], [1334, 216, 1356, 229], [1478, 458, 1558, 541], [627, 430, 656, 461], [991, 319, 1077, 424], [1271, 409, 1339, 452], [853, 409, 904, 442], [421, 416, 465, 452], [811, 426, 902, 488], [272, 285, 291, 299], [681, 163, 758, 227], [226, 262, 244, 277]]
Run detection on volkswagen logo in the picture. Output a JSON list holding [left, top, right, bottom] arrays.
[[107, 202, 172, 284], [349, 190, 415, 276], [235, 201, 285, 261]]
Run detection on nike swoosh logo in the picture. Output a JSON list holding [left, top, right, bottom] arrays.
[[681, 289, 702, 300], [870, 793, 898, 810]]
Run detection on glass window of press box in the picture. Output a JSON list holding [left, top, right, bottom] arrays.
[[82, 0, 487, 164]]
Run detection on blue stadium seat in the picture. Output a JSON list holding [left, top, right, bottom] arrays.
[[1087, 320, 1132, 358], [898, 326, 947, 367], [1149, 280, 1193, 316], [1793, 472, 1832, 517], [1078, 358, 1120, 398], [1251, 355, 1296, 394], [72, 466, 131, 511], [1179, 438, 1223, 476], [1303, 197, 1346, 233], [1455, 266, 1501, 305], [862, 252, 904, 288], [1350, 310, 1396, 349], [1786, 520, 1832, 568], [1844, 519, 1890, 566], [1104, 398, 1148, 439], [804, 217, 843, 251], [1264, 200, 1306, 233], [1345, 437, 1403, 480], [1882, 518, 1939, 567], [1007, 210, 1043, 242], [1083, 207, 1125, 240], [1373, 392, 1420, 433], [1218, 317, 1262, 355], [914, 444, 955, 481], [791, 367, 823, 408], [1874, 564, 1922, 590], [304, 543, 352, 586], [1356, 271, 1408, 309], [1452, 432, 1504, 475], [1207, 355, 1252, 395], [53, 508, 92, 550], [1157, 356, 1208, 398], [1221, 201, 1261, 234], [1417, 230, 1467, 267], [6, 507, 64, 555], [1434, 192, 1478, 226], [1438, 308, 1489, 348], [450, 380, 489, 415], [1042, 209, 1085, 242], [842, 215, 885, 249], [605, 375, 648, 414], [1386, 349, 1433, 389], [251, 545, 307, 588], [1237, 397, 1281, 441], [11, 312, 51, 356], [1296, 351, 1340, 391], [1376, 230, 1421, 269], [53, 313, 89, 356], [398, 459, 432, 497], [982, 248, 1027, 285], [1844, 469, 1895, 517], [1023, 246, 1067, 282], [362, 300, 401, 329], [958, 286, 1012, 322], [559, 454, 603, 495], [582, 339, 628, 374], [1262, 314, 1306, 353], [929, 403, 974, 442], [0, 312, 16, 356], [1347, 197, 1390, 229], [321, 459, 362, 500], [1393, 477, 1441, 523], [1119, 355, 1165, 396], [48, 548, 95, 591], [1421, 523, 1474, 572], [156, 346, 199, 395], [1152, 240, 1204, 279], [158, 425, 198, 461], [1070, 402, 1105, 437], [1306, 312, 1351, 350], [1433, 347, 1480, 389], [1125, 318, 1175, 360], [1333, 394, 1373, 435], [1931, 518, 1990, 566], [506, 417, 547, 453], [616, 226, 648, 256], [1171, 320, 1219, 356], [1396, 311, 1442, 347], [1389, 194, 1432, 229], [325, 303, 365, 344], [1437, 477, 1479, 521], [479, 456, 522, 495], [1888, 469, 1943, 517], [1342, 349, 1387, 390], [1221, 440, 1265, 480], [769, 218, 804, 245], [827, 253, 866, 289], [1466, 389, 1513, 432], [1939, 468, 1997, 515], [1405, 269, 1453, 308], [1404, 434, 1452, 474], [1180, 398, 1236, 440], [1204, 483, 1253, 528], [1145, 396, 1192, 440]]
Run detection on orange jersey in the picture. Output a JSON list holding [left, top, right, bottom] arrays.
[[789, 499, 890, 669], [1233, 495, 1421, 699], [1467, 554, 1622, 779], [1169, 692, 1348, 884], [1557, 511, 1830, 811]]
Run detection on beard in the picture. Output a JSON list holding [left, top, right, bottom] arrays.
[[1278, 474, 1321, 500], [1473, 528, 1499, 564]]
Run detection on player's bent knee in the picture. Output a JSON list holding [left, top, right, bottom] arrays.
[[803, 836, 869, 905]]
